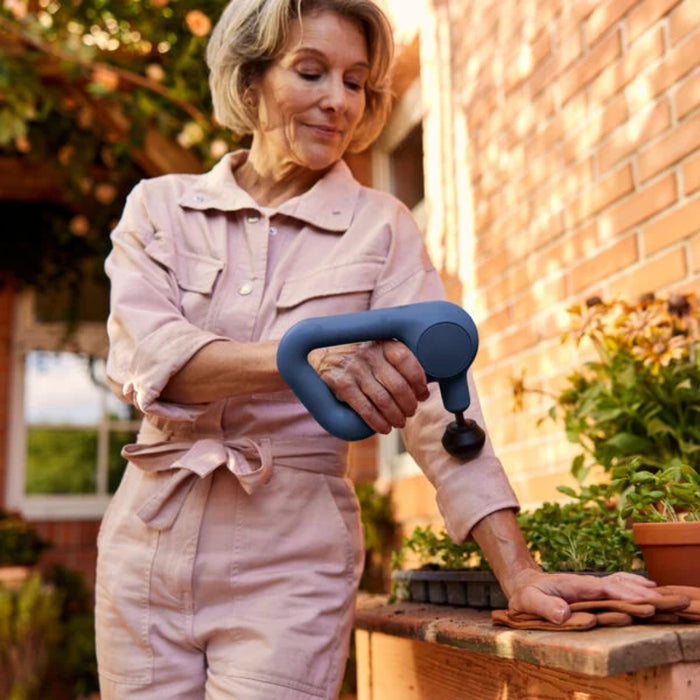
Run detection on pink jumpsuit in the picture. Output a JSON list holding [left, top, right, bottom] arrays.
[[97, 151, 519, 699]]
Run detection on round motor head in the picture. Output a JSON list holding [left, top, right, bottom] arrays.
[[441, 418, 486, 460], [415, 322, 475, 379]]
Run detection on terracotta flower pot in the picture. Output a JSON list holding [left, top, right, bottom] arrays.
[[632, 521, 700, 586]]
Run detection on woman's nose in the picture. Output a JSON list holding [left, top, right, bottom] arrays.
[[320, 76, 347, 112]]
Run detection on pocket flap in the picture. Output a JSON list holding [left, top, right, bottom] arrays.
[[145, 237, 223, 294], [277, 261, 381, 309]]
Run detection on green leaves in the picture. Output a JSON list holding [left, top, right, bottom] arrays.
[[545, 296, 700, 522], [517, 499, 641, 573], [0, 2, 236, 302], [395, 496, 642, 575], [394, 525, 488, 571]]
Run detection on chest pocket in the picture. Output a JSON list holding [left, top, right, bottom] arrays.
[[275, 260, 382, 333], [145, 236, 223, 326]]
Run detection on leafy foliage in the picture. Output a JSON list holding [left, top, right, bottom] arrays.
[[0, 510, 49, 566], [391, 525, 488, 572], [0, 1, 238, 300], [42, 564, 99, 698], [517, 499, 640, 573], [25, 425, 133, 495], [394, 496, 642, 575], [0, 565, 99, 699], [0, 574, 63, 700], [514, 292, 700, 523]]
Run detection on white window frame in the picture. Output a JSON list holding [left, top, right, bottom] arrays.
[[372, 76, 426, 483], [6, 291, 139, 520]]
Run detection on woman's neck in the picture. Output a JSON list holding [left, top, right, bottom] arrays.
[[233, 147, 330, 208]]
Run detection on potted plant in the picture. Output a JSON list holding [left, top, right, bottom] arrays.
[[513, 291, 700, 585], [0, 510, 50, 588]]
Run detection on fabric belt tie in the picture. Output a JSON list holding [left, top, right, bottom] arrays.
[[122, 436, 344, 531]]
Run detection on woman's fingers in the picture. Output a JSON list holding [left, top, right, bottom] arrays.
[[308, 340, 429, 432], [380, 340, 430, 402], [508, 571, 661, 625], [509, 584, 571, 624]]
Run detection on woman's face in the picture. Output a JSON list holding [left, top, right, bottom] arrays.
[[250, 10, 369, 172]]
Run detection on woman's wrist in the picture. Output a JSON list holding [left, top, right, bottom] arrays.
[[470, 508, 542, 598]]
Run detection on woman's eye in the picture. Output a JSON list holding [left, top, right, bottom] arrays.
[[344, 80, 363, 92], [298, 71, 321, 82]]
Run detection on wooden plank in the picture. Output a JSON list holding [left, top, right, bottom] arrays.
[[361, 631, 700, 700], [355, 630, 372, 700]]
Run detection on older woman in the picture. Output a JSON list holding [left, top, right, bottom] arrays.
[[96, 1, 659, 698]]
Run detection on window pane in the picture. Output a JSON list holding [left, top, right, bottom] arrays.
[[25, 427, 98, 494], [25, 352, 130, 425], [23, 351, 137, 496]]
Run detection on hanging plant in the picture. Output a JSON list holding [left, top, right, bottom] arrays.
[[0, 1, 240, 304]]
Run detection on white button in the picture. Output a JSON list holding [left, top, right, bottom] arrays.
[[238, 282, 254, 295], [269, 226, 277, 235], [246, 214, 260, 223]]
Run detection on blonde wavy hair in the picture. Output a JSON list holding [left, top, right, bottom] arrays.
[[206, 0, 394, 153]]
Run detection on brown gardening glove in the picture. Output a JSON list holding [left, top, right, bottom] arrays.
[[492, 591, 695, 631], [655, 585, 700, 622]]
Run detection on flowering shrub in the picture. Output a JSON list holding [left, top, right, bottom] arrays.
[[0, 1, 235, 297], [515, 291, 700, 522]]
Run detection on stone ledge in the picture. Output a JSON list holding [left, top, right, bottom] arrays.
[[355, 593, 700, 677]]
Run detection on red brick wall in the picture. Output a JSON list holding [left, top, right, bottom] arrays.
[[450, 0, 699, 509]]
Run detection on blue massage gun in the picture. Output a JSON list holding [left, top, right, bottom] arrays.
[[276, 300, 486, 460]]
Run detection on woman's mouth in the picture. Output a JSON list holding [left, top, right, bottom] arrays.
[[304, 123, 341, 139]]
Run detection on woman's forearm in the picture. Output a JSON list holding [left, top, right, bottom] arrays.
[[470, 508, 542, 599], [160, 339, 288, 403]]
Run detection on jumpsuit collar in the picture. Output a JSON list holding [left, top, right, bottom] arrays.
[[177, 150, 361, 233]]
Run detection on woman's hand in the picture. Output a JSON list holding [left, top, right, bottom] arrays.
[[471, 508, 660, 624], [308, 340, 430, 434], [506, 569, 659, 624]]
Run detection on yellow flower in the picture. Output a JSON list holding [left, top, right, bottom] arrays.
[[92, 66, 120, 92], [510, 370, 527, 413], [94, 183, 118, 205], [615, 302, 671, 346], [563, 297, 610, 346], [146, 64, 165, 82], [632, 331, 689, 373], [4, 0, 27, 20], [185, 10, 211, 37], [69, 216, 90, 237]]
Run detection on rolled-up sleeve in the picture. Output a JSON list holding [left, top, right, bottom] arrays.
[[104, 183, 226, 420], [400, 376, 520, 544]]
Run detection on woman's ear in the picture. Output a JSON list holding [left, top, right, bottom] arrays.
[[242, 74, 260, 110]]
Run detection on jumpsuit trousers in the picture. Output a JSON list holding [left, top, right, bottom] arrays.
[[95, 424, 364, 700]]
